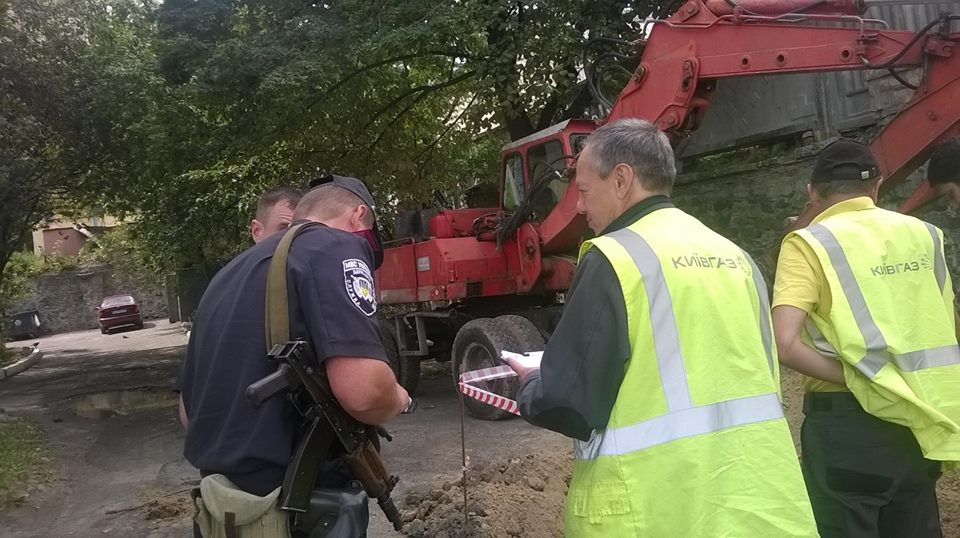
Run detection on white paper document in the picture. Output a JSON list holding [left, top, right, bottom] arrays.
[[501, 350, 544, 369]]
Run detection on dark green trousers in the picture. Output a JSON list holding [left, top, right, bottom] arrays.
[[801, 392, 943, 538]]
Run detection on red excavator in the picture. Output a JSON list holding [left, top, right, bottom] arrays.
[[374, 0, 960, 420]]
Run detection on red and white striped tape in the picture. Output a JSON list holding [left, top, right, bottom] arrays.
[[457, 365, 520, 416]]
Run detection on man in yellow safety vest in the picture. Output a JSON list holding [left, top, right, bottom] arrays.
[[773, 139, 960, 538], [505, 118, 818, 537]]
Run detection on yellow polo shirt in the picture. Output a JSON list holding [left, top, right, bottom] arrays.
[[773, 196, 878, 392]]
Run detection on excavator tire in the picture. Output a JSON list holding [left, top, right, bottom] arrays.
[[379, 321, 420, 396], [494, 315, 545, 352], [451, 318, 524, 421]]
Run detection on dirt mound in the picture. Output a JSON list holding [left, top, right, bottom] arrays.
[[401, 452, 571, 538], [940, 472, 960, 538], [141, 494, 193, 521]]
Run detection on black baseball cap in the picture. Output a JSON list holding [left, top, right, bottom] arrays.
[[309, 173, 384, 266], [811, 139, 880, 184]]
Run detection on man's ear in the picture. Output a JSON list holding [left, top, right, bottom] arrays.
[[806, 183, 818, 203], [613, 163, 634, 199], [250, 219, 264, 242], [354, 205, 370, 230]]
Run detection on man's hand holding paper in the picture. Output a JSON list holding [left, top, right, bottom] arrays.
[[501, 350, 542, 382]]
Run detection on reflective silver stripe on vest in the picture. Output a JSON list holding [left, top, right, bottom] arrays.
[[575, 392, 784, 460], [608, 228, 692, 412], [925, 222, 947, 293], [742, 251, 776, 377], [805, 320, 838, 357], [890, 345, 960, 372], [806, 223, 960, 377]]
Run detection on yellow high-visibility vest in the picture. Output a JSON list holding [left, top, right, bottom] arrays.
[[566, 207, 817, 537], [790, 204, 960, 462]]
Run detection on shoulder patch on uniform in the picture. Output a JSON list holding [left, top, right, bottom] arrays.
[[343, 258, 377, 316]]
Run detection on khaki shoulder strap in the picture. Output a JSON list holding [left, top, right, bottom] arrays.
[[265, 223, 310, 351]]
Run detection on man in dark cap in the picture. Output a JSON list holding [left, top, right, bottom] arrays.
[[772, 139, 960, 538], [177, 175, 407, 536], [926, 136, 960, 209]]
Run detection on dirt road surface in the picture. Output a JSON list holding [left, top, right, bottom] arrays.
[[0, 321, 956, 537], [0, 321, 569, 537]]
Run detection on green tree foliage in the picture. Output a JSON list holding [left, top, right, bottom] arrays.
[[4, 0, 673, 282], [1, 0, 109, 279]]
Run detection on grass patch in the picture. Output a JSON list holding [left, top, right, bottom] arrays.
[[0, 344, 31, 368], [0, 418, 49, 507], [0, 347, 17, 368]]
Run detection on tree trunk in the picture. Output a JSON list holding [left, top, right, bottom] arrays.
[[486, 5, 535, 141]]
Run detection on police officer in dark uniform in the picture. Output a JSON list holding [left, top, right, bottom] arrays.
[[177, 176, 409, 534]]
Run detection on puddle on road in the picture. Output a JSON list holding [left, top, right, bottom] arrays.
[[72, 389, 178, 419]]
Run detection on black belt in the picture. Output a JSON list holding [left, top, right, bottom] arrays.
[[803, 391, 865, 414]]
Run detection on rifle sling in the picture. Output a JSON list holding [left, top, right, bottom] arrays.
[[265, 223, 306, 350], [265, 223, 337, 401]]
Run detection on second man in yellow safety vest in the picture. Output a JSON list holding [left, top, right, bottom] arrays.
[[773, 139, 960, 538]]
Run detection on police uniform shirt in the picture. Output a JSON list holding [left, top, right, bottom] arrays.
[[176, 221, 386, 495], [516, 195, 674, 441]]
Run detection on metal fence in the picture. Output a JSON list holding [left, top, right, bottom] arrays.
[[679, 2, 960, 158]]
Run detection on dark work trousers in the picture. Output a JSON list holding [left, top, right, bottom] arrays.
[[801, 392, 943, 538]]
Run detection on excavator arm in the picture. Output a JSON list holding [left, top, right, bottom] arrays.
[[541, 0, 959, 249]]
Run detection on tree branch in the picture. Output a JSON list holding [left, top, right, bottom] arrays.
[[302, 50, 471, 113], [328, 70, 477, 164], [415, 91, 479, 166]]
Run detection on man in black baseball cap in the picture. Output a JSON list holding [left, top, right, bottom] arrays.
[[308, 174, 385, 268], [926, 136, 960, 209], [771, 138, 959, 538]]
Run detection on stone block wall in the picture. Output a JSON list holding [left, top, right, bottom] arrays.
[[671, 146, 960, 296], [9, 265, 167, 335]]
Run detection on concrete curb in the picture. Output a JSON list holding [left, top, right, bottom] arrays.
[[0, 348, 43, 380]]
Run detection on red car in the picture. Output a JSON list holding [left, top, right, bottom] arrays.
[[97, 295, 144, 334]]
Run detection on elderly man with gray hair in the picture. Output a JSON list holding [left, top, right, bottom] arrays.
[[505, 119, 817, 537]]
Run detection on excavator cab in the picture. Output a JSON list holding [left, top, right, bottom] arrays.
[[497, 119, 595, 224]]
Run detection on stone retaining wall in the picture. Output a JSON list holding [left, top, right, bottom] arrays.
[[672, 144, 960, 293], [9, 265, 167, 335]]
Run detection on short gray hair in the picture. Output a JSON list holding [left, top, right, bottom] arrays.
[[581, 119, 677, 193]]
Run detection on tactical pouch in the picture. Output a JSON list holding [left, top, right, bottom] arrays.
[[194, 474, 291, 538], [292, 482, 369, 538]]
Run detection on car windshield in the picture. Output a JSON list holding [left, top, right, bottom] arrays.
[[102, 296, 134, 308]]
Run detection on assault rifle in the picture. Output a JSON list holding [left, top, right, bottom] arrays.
[[246, 339, 404, 531]]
